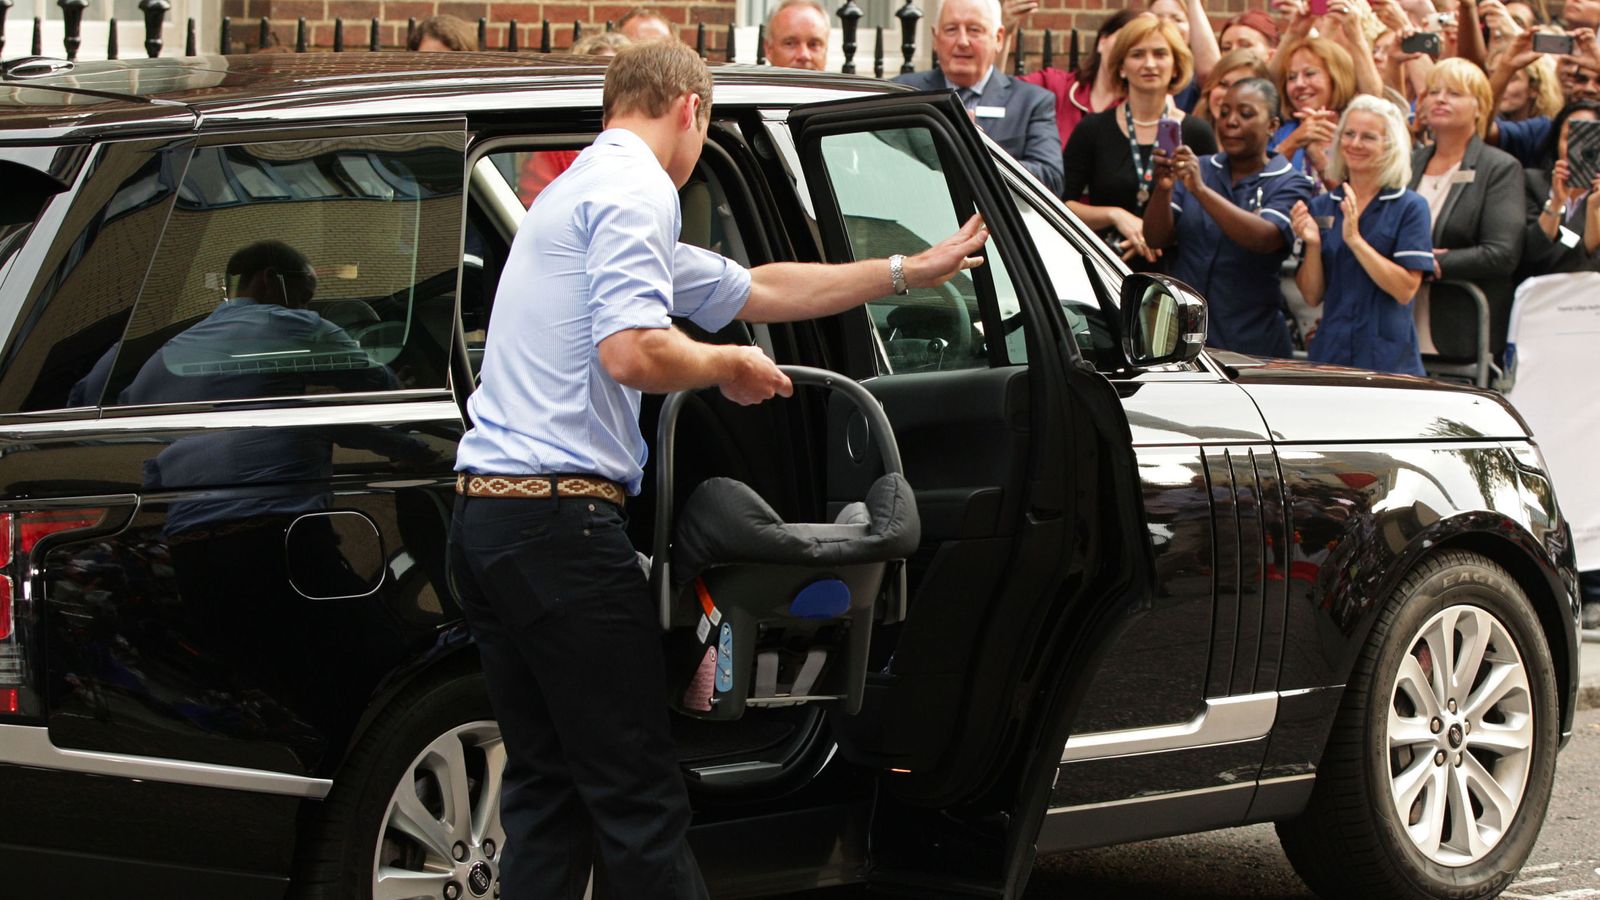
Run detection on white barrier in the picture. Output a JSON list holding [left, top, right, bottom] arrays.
[[1505, 272, 1600, 571]]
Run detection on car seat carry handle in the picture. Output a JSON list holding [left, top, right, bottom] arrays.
[[653, 365, 902, 630]]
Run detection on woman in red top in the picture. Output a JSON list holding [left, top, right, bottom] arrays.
[[1022, 9, 1139, 149]]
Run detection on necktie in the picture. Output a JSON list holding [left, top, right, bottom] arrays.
[[959, 88, 980, 110]]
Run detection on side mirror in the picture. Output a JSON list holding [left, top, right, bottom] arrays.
[[1119, 273, 1207, 367]]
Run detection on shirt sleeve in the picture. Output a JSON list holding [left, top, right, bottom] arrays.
[[671, 242, 751, 333], [1259, 171, 1315, 247], [582, 188, 675, 345], [1495, 116, 1551, 168], [1391, 192, 1437, 273], [1061, 113, 1097, 201]]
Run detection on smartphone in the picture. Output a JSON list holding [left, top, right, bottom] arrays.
[[1532, 32, 1575, 55], [1400, 31, 1443, 57], [1308, 0, 1329, 16], [1156, 118, 1183, 155], [1566, 118, 1600, 188]]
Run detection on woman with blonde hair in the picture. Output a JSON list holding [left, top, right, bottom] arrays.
[[1273, 36, 1361, 179], [1289, 95, 1435, 374], [1408, 58, 1524, 362], [1496, 53, 1564, 121], [1061, 13, 1217, 266], [1197, 48, 1272, 127]]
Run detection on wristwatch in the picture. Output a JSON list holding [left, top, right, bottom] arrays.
[[889, 254, 909, 295], [1543, 196, 1560, 216]]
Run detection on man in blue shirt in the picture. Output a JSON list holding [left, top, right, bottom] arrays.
[[450, 40, 987, 900]]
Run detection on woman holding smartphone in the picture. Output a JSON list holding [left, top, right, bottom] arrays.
[[1062, 14, 1217, 267], [1144, 78, 1314, 357], [1522, 100, 1600, 276], [1289, 95, 1435, 375]]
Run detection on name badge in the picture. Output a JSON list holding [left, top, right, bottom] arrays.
[[1449, 169, 1477, 185], [1314, 215, 1335, 229], [975, 105, 1007, 119], [1559, 225, 1581, 248]]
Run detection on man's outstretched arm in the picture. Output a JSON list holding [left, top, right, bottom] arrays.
[[738, 215, 989, 323]]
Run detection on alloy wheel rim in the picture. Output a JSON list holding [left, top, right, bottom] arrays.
[[1386, 604, 1534, 866], [373, 721, 507, 900]]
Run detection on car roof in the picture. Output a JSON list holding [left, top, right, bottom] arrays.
[[0, 52, 898, 144]]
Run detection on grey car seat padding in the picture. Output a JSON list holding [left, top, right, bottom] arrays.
[[671, 473, 919, 588]]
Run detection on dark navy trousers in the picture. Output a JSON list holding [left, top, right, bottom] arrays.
[[448, 493, 707, 900]]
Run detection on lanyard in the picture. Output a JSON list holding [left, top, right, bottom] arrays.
[[1125, 103, 1162, 208]]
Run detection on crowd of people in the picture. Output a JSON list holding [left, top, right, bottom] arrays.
[[400, 0, 1598, 383], [939, 0, 1600, 379]]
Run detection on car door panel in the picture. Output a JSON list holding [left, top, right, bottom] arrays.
[[20, 403, 463, 776], [1048, 377, 1279, 815], [827, 366, 1027, 539], [785, 92, 1150, 819]]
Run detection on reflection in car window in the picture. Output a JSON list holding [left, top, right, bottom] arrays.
[[0, 144, 184, 413], [98, 132, 465, 408], [1014, 192, 1120, 371], [815, 127, 1023, 374]]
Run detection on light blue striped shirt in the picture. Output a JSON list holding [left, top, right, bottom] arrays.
[[456, 129, 751, 493]]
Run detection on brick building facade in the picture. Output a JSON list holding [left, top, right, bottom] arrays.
[[227, 0, 1256, 70]]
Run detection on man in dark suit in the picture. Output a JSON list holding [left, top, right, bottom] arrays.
[[895, 0, 1063, 195]]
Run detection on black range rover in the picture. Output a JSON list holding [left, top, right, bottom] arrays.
[[0, 53, 1581, 900]]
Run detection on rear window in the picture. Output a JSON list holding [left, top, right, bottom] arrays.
[[97, 131, 466, 409]]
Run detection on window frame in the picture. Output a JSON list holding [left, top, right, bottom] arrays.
[[786, 107, 1051, 379], [93, 119, 469, 422]]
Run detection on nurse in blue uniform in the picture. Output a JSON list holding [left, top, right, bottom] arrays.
[[1145, 77, 1314, 358], [1290, 94, 1435, 376]]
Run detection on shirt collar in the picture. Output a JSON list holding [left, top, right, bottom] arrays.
[[945, 66, 996, 99], [1204, 152, 1294, 182], [1327, 186, 1407, 201], [594, 127, 655, 157]]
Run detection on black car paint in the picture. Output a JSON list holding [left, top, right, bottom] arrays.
[[0, 54, 1580, 899]]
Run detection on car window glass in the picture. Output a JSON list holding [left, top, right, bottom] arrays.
[[1013, 191, 1121, 371], [0, 143, 184, 413], [464, 144, 754, 378], [101, 132, 465, 409], [813, 127, 1022, 374]]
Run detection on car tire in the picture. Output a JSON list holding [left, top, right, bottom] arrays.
[[294, 671, 507, 900], [1276, 550, 1559, 900]]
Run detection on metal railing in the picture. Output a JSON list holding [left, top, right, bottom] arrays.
[[0, 0, 1083, 77]]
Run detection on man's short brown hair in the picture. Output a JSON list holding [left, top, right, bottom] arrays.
[[408, 14, 476, 51], [603, 40, 712, 126]]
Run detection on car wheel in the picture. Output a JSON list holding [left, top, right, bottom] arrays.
[[1277, 550, 1559, 900], [295, 672, 509, 900]]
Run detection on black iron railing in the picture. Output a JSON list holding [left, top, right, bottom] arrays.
[[0, 0, 1084, 79]]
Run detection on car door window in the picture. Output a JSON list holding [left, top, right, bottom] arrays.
[[812, 127, 1024, 374], [464, 142, 758, 378], [1012, 190, 1122, 371], [98, 131, 465, 409]]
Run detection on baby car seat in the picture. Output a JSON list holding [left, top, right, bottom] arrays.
[[651, 366, 919, 721]]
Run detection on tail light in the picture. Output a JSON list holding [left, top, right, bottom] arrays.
[[0, 507, 108, 720]]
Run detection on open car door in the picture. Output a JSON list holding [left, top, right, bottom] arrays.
[[780, 91, 1154, 895]]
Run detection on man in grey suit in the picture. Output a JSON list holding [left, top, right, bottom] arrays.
[[894, 0, 1063, 195]]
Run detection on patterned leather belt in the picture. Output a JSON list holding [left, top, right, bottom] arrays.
[[455, 473, 626, 506]]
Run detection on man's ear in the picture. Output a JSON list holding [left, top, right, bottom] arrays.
[[680, 92, 699, 131]]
